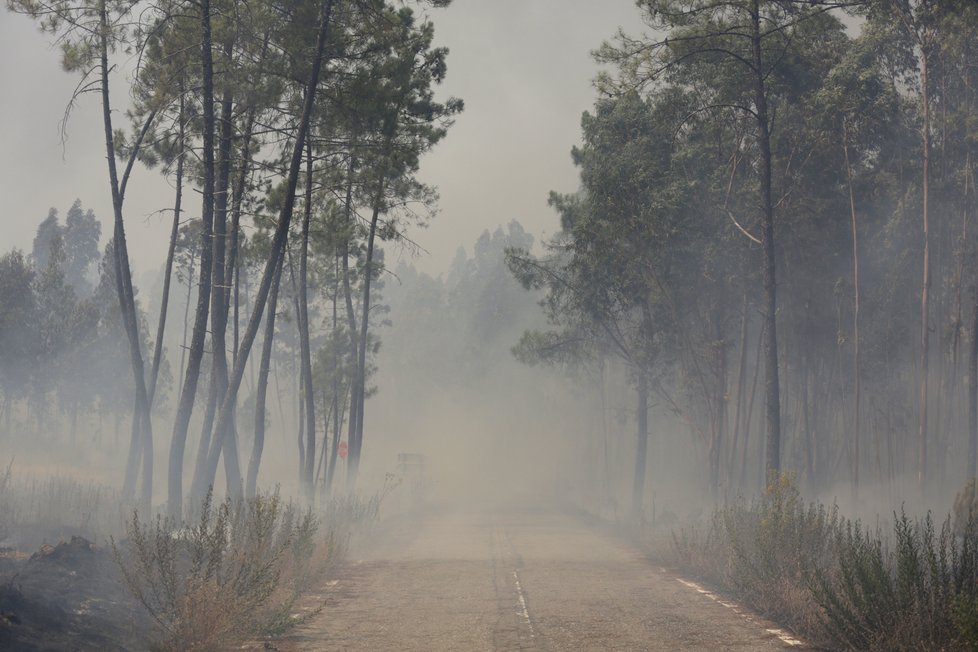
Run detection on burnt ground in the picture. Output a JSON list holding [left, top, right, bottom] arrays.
[[266, 507, 816, 652], [0, 537, 153, 651]]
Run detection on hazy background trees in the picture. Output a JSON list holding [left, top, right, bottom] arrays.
[[5, 0, 978, 522]]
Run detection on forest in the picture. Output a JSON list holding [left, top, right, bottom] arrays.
[[3, 0, 978, 528], [3, 0, 978, 648], [2, 0, 463, 521], [508, 0, 978, 517]]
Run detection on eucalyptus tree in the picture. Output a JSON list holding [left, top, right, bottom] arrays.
[[807, 35, 899, 495], [0, 251, 37, 433], [596, 0, 858, 481], [509, 89, 696, 513], [62, 200, 101, 296], [857, 0, 940, 487]]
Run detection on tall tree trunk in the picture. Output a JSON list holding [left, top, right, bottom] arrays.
[[98, 0, 153, 508], [298, 138, 317, 496], [709, 306, 726, 498], [967, 152, 977, 480], [740, 325, 765, 490], [224, 108, 257, 319], [148, 93, 185, 406], [178, 246, 195, 399], [193, 71, 243, 500], [351, 183, 386, 483], [200, 0, 336, 495], [632, 370, 649, 519], [167, 0, 216, 518], [247, 255, 284, 499], [751, 0, 781, 481], [918, 47, 932, 489], [728, 286, 749, 483], [843, 120, 861, 500], [326, 255, 342, 491], [341, 155, 360, 481]]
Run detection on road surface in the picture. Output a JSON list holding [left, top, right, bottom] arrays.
[[274, 508, 809, 651]]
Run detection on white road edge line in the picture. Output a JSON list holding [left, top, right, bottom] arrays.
[[675, 577, 804, 647], [512, 569, 535, 638]]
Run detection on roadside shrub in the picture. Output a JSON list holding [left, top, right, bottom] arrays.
[[812, 512, 960, 650], [672, 476, 978, 650], [723, 474, 840, 627], [673, 474, 840, 635], [113, 491, 322, 651]]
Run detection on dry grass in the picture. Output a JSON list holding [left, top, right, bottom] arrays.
[[113, 491, 330, 651], [0, 460, 127, 549]]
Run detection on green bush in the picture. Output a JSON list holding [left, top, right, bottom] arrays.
[[672, 476, 978, 650]]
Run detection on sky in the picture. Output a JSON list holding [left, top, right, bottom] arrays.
[[0, 1, 644, 279]]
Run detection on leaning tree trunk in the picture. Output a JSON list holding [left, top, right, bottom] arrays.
[[148, 93, 185, 405], [199, 0, 336, 495], [247, 255, 284, 499], [167, 0, 216, 519], [98, 1, 154, 509]]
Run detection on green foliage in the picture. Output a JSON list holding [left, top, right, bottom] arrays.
[[673, 478, 978, 650], [811, 511, 961, 650]]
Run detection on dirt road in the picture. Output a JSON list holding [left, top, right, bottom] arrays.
[[276, 508, 808, 651]]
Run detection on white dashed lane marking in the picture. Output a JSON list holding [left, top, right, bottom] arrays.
[[675, 577, 804, 647]]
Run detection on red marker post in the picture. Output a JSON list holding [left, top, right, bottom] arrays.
[[338, 441, 348, 460]]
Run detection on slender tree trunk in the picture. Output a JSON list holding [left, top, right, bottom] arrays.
[[843, 120, 861, 500], [98, 1, 153, 508], [298, 138, 317, 496], [751, 0, 781, 481], [326, 256, 342, 491], [246, 254, 284, 499], [351, 185, 386, 483], [168, 0, 216, 518], [632, 370, 649, 519], [728, 286, 749, 483], [341, 155, 360, 480], [709, 307, 726, 498], [967, 153, 977, 480], [297, 380, 306, 480], [178, 247, 195, 399], [192, 36, 242, 501], [148, 94, 185, 406], [740, 325, 764, 490], [316, 388, 329, 488], [200, 0, 336, 494], [919, 47, 932, 489], [224, 108, 257, 318]]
